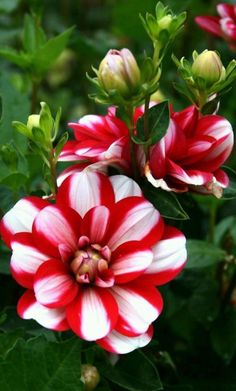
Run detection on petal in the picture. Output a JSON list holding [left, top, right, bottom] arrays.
[[97, 325, 153, 354], [57, 163, 90, 187], [143, 226, 187, 285], [167, 159, 213, 185], [57, 171, 115, 218], [111, 241, 153, 283], [10, 232, 51, 289], [111, 283, 163, 336], [59, 140, 84, 161], [195, 16, 222, 37], [17, 290, 69, 331], [34, 259, 78, 308], [217, 4, 236, 19], [109, 175, 142, 201], [82, 205, 110, 244], [214, 168, 229, 188], [0, 196, 49, 248], [32, 205, 81, 258], [107, 197, 164, 251], [66, 287, 118, 341]]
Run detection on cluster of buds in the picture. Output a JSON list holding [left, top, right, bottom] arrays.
[[88, 2, 186, 106], [173, 49, 236, 112]]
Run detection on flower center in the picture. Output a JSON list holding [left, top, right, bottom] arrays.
[[70, 236, 112, 286]]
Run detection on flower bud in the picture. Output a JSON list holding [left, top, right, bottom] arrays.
[[192, 50, 225, 86], [81, 364, 100, 391], [98, 48, 141, 97], [158, 15, 172, 30], [27, 114, 40, 131]]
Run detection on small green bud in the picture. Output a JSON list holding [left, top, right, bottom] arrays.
[[81, 364, 100, 391], [98, 48, 141, 97], [158, 15, 172, 30], [27, 114, 40, 131], [192, 50, 225, 87]]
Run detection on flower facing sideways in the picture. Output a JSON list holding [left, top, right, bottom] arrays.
[[0, 171, 186, 354], [145, 105, 233, 196], [195, 3, 236, 50]]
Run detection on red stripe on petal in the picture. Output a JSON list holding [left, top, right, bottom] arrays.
[[96, 325, 153, 354], [32, 205, 81, 258], [142, 226, 187, 285], [82, 206, 110, 244], [10, 232, 51, 289], [0, 196, 49, 248], [57, 171, 115, 218], [66, 287, 118, 341], [111, 241, 153, 284], [195, 16, 222, 37], [107, 197, 164, 251], [17, 290, 69, 331], [34, 259, 78, 308], [111, 284, 163, 337]]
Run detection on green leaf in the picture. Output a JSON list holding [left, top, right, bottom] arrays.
[[23, 14, 37, 53], [0, 173, 28, 190], [0, 48, 30, 68], [222, 166, 236, 199], [0, 330, 25, 358], [185, 240, 226, 269], [210, 310, 236, 363], [214, 216, 236, 245], [102, 350, 163, 391], [142, 180, 189, 220], [0, 0, 20, 13], [0, 336, 83, 391], [55, 132, 69, 158], [34, 27, 75, 75], [135, 101, 170, 146]]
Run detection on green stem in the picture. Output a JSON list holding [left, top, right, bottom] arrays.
[[208, 203, 217, 243], [125, 105, 138, 180], [49, 150, 58, 196], [143, 95, 151, 159], [221, 266, 236, 312]]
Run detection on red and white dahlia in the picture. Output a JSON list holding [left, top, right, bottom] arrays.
[[59, 112, 130, 172], [0, 171, 186, 354], [195, 3, 236, 50], [145, 105, 234, 195]]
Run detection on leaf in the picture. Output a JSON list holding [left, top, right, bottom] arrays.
[[185, 240, 226, 269], [0, 336, 83, 391], [222, 165, 236, 199], [102, 350, 163, 391], [0, 0, 20, 13], [142, 181, 189, 220], [214, 216, 236, 245], [210, 309, 236, 363], [0, 330, 25, 358], [0, 74, 30, 151], [134, 101, 170, 145], [0, 173, 28, 191], [34, 27, 75, 75], [0, 48, 30, 67]]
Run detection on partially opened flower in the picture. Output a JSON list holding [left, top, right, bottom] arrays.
[[195, 3, 236, 50], [59, 112, 131, 172], [145, 105, 233, 196], [0, 171, 186, 354]]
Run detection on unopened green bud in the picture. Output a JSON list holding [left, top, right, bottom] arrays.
[[98, 48, 141, 97], [27, 114, 40, 131], [81, 364, 100, 391], [192, 50, 225, 86], [158, 15, 172, 30]]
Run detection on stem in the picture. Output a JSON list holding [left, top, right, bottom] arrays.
[[208, 203, 217, 243], [143, 95, 151, 159], [49, 150, 58, 196], [31, 81, 39, 113], [221, 267, 236, 312], [125, 105, 138, 180]]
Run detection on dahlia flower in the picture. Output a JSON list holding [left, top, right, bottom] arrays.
[[0, 172, 186, 354], [195, 3, 236, 50], [146, 105, 234, 195]]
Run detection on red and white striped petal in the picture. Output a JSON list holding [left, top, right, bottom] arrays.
[[10, 232, 50, 289], [220, 17, 236, 39], [0, 197, 49, 248], [143, 226, 187, 285], [66, 287, 118, 340], [97, 325, 153, 354], [57, 171, 115, 218], [195, 16, 222, 37], [107, 197, 164, 251], [217, 3, 236, 19], [167, 159, 213, 185], [109, 175, 142, 201], [59, 140, 84, 161], [111, 242, 153, 284], [57, 163, 90, 187], [82, 206, 110, 243], [32, 205, 81, 257], [34, 259, 78, 308], [17, 290, 69, 331], [214, 168, 229, 188], [111, 284, 163, 336]]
